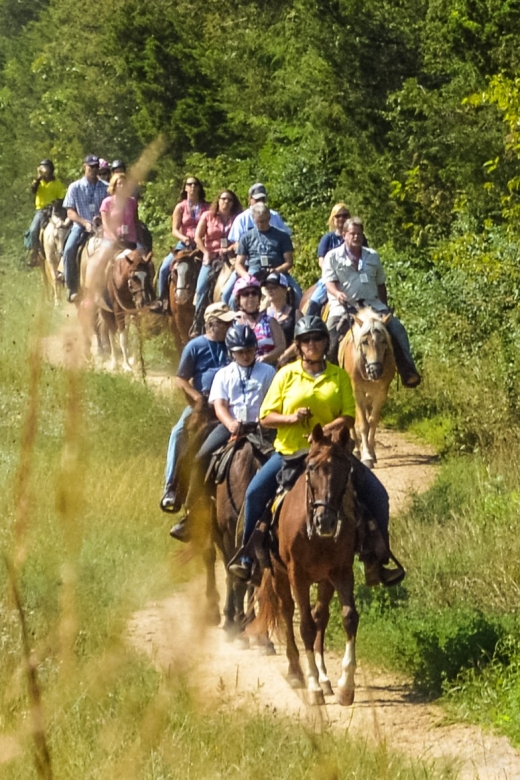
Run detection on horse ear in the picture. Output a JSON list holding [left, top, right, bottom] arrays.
[[382, 313, 392, 325], [144, 251, 153, 263], [354, 315, 363, 327], [339, 424, 351, 449], [311, 423, 324, 442]]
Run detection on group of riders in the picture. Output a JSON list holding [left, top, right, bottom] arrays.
[[29, 158, 421, 587]]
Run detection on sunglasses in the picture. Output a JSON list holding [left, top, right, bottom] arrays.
[[299, 335, 327, 344], [240, 290, 260, 297], [334, 213, 349, 218], [186, 181, 198, 186]]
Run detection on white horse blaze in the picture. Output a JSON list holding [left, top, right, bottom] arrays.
[[175, 262, 190, 304]]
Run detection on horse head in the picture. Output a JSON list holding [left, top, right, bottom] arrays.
[[171, 249, 201, 306], [305, 422, 353, 539], [122, 250, 155, 309], [353, 309, 393, 381]]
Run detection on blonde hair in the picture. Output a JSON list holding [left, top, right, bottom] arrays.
[[108, 172, 127, 196], [327, 202, 351, 230]]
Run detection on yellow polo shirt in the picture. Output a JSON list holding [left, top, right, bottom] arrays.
[[35, 179, 66, 210], [259, 360, 355, 455]]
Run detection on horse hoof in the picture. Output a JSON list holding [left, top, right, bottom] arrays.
[[361, 458, 374, 469], [308, 688, 326, 706], [336, 686, 355, 706], [288, 675, 304, 690], [320, 680, 334, 696], [258, 640, 276, 657]]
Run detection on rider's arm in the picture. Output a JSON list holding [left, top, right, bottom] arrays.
[[214, 398, 241, 434], [325, 280, 348, 304], [194, 215, 210, 263], [31, 177, 41, 195], [174, 376, 203, 404], [257, 318, 286, 365], [377, 283, 388, 306], [67, 208, 92, 231], [275, 250, 293, 275], [171, 203, 189, 245], [234, 254, 249, 278]]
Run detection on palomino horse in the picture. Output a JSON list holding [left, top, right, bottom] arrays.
[[41, 201, 71, 305], [168, 249, 201, 351], [253, 421, 359, 705], [339, 308, 396, 468]]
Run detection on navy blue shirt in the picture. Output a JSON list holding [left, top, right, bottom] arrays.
[[176, 336, 229, 395], [238, 226, 293, 273], [317, 231, 344, 258]]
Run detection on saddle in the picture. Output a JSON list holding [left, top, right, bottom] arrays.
[[206, 425, 275, 485]]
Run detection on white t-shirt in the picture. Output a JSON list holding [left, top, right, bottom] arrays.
[[209, 361, 276, 423]]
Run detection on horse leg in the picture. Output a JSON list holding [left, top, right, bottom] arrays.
[[367, 394, 385, 465], [119, 325, 132, 372], [291, 573, 324, 705], [312, 579, 335, 697], [332, 571, 359, 706], [272, 568, 304, 687], [202, 540, 220, 627], [355, 390, 374, 468]]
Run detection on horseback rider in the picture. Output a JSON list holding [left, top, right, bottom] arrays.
[[27, 159, 66, 266], [179, 324, 276, 542], [62, 154, 108, 302], [306, 203, 351, 317], [233, 275, 286, 366], [154, 175, 210, 313], [162, 302, 236, 538], [229, 315, 401, 586], [322, 217, 421, 387]]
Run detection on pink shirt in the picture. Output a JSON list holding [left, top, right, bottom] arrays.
[[100, 195, 139, 243], [176, 199, 209, 239], [199, 211, 235, 256]]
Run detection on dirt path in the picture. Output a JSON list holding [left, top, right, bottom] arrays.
[[42, 313, 520, 779]]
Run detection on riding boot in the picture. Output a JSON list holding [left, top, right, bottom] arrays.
[[160, 484, 181, 514], [386, 317, 421, 388], [169, 511, 191, 542]]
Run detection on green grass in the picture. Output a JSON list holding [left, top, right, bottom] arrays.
[[0, 258, 450, 779]]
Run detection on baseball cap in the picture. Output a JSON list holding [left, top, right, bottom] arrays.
[[83, 154, 100, 166], [248, 182, 267, 201], [203, 302, 236, 323], [264, 272, 288, 288]]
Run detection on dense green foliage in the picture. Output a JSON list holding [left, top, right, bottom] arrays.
[[4, 0, 520, 761]]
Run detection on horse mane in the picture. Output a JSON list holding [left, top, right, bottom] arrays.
[[353, 307, 392, 343]]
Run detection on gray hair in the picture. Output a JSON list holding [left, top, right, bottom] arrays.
[[251, 202, 270, 222], [344, 216, 364, 233]]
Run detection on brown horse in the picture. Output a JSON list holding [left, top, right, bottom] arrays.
[[339, 308, 396, 468], [168, 249, 201, 351], [253, 421, 359, 705]]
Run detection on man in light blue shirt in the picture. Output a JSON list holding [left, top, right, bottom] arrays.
[[62, 154, 108, 301]]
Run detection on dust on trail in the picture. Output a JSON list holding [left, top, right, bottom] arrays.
[[42, 309, 520, 779]]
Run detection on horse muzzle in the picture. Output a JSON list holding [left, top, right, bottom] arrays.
[[175, 290, 191, 305], [312, 503, 339, 538], [366, 361, 383, 380]]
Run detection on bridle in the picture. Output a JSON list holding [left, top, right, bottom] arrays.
[[354, 321, 390, 381], [305, 451, 353, 540]]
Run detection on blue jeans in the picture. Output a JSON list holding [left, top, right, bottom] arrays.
[[158, 252, 174, 299], [195, 263, 212, 314], [242, 451, 389, 546], [63, 223, 87, 294], [221, 270, 237, 306], [29, 210, 44, 250], [164, 406, 192, 488]]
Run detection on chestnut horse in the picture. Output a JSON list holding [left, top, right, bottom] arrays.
[[254, 421, 359, 705], [339, 308, 396, 468], [168, 249, 201, 351]]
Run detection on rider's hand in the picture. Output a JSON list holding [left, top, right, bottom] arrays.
[[290, 407, 312, 424], [336, 291, 348, 305], [84, 221, 93, 233], [228, 420, 241, 435], [182, 236, 191, 246], [202, 251, 211, 266]]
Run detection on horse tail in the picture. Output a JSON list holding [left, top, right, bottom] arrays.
[[246, 568, 283, 642]]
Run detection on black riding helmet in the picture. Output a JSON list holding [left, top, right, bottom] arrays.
[[110, 159, 126, 172], [225, 323, 258, 354], [39, 159, 54, 171], [293, 315, 329, 341]]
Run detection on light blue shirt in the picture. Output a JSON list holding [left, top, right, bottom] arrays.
[[63, 177, 108, 221], [228, 207, 291, 242]]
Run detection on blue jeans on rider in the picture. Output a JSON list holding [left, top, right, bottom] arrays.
[[196, 423, 231, 471], [385, 316, 416, 371], [158, 252, 174, 300], [29, 209, 45, 250], [195, 262, 212, 315], [63, 223, 87, 294], [241, 451, 389, 555], [164, 406, 193, 489], [307, 280, 328, 316]]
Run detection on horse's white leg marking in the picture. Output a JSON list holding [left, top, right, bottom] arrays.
[[337, 636, 356, 701], [119, 328, 132, 372], [107, 329, 118, 371]]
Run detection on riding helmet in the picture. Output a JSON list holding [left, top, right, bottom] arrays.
[[225, 323, 258, 353], [39, 159, 54, 171], [111, 159, 126, 172], [233, 274, 261, 298], [294, 315, 329, 340]]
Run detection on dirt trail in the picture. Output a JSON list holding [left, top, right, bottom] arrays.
[[43, 313, 520, 779]]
